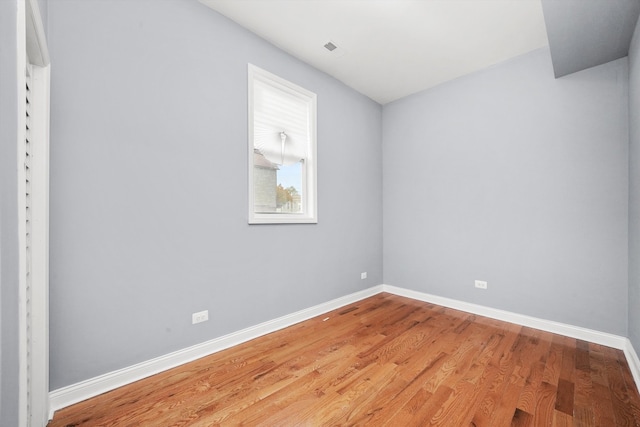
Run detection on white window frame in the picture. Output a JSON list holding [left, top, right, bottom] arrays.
[[248, 64, 317, 224]]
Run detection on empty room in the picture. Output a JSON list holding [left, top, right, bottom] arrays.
[[3, 0, 640, 425]]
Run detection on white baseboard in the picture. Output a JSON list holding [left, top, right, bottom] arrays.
[[48, 285, 383, 418], [381, 285, 628, 349], [49, 283, 640, 419], [624, 339, 640, 393]]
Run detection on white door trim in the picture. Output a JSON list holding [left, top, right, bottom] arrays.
[[18, 0, 50, 424]]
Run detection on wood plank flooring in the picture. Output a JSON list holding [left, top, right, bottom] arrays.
[[48, 293, 640, 426]]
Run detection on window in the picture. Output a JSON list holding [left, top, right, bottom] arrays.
[[248, 64, 317, 224]]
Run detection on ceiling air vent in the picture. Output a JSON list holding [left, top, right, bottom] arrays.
[[324, 41, 338, 52]]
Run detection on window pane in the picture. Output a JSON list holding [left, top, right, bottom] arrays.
[[253, 151, 303, 214], [253, 151, 278, 213], [277, 162, 302, 213]]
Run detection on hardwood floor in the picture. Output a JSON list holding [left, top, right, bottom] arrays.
[[49, 293, 640, 426]]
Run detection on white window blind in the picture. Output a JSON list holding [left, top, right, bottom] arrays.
[[253, 78, 311, 166]]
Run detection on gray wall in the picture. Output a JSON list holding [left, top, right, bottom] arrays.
[[542, 0, 640, 78], [47, 0, 382, 389], [383, 48, 629, 335], [0, 0, 20, 424], [37, 0, 48, 35], [629, 17, 640, 351]]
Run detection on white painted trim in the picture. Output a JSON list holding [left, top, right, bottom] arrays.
[[50, 284, 640, 418], [25, 0, 50, 67], [21, 0, 51, 423], [29, 62, 51, 424], [16, 0, 29, 424], [624, 339, 640, 394], [247, 63, 318, 224], [381, 285, 628, 349], [49, 286, 383, 415]]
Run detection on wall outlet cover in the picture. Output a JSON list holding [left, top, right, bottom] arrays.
[[192, 310, 209, 324], [474, 280, 488, 289]]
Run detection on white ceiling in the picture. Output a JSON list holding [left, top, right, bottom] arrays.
[[200, 0, 549, 105]]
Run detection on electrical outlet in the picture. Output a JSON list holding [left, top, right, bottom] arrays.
[[192, 310, 209, 324], [361, 272, 367, 280], [474, 280, 488, 290]]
